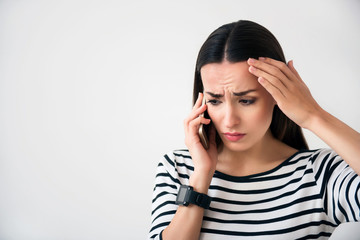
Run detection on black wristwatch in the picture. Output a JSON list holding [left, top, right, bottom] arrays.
[[175, 185, 211, 209]]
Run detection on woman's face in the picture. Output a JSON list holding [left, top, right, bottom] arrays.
[[200, 61, 276, 152]]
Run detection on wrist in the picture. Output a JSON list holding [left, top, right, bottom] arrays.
[[303, 106, 329, 131], [189, 170, 214, 194], [299, 102, 324, 129]]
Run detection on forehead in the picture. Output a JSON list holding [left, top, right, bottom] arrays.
[[200, 61, 259, 93]]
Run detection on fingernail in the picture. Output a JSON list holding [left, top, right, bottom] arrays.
[[249, 66, 256, 73], [287, 60, 293, 67], [248, 58, 255, 63], [259, 57, 266, 61]]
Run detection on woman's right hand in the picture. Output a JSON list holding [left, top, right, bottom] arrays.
[[183, 93, 218, 192]]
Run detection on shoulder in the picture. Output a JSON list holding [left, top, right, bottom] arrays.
[[159, 149, 194, 172], [289, 148, 339, 162], [306, 148, 343, 165], [304, 148, 356, 182], [282, 148, 344, 172], [291, 148, 344, 168], [156, 149, 194, 185]]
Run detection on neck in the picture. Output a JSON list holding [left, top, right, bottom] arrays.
[[216, 131, 294, 176]]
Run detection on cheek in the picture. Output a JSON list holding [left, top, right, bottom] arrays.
[[207, 108, 216, 121], [252, 111, 272, 127], [250, 103, 274, 127], [207, 108, 222, 128]]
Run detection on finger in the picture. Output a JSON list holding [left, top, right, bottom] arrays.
[[248, 58, 289, 86], [187, 116, 211, 139], [186, 104, 207, 124], [258, 57, 297, 81], [199, 116, 211, 125], [287, 60, 305, 84], [249, 66, 287, 97], [258, 76, 286, 103], [184, 94, 207, 132], [249, 57, 297, 83], [184, 107, 209, 130], [193, 92, 203, 110]]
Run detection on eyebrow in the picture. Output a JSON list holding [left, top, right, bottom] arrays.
[[205, 89, 257, 98]]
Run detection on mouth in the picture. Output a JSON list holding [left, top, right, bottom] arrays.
[[223, 132, 246, 142]]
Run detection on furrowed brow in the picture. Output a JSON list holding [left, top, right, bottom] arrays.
[[233, 89, 257, 96], [205, 92, 223, 98]]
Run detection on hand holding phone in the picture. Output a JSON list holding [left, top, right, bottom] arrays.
[[198, 95, 210, 149], [184, 92, 218, 198]]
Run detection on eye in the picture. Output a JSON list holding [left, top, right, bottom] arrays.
[[239, 99, 256, 105], [207, 99, 221, 106]]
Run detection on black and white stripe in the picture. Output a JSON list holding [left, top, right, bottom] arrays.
[[149, 149, 360, 239]]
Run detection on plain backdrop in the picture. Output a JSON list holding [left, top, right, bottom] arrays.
[[0, 0, 359, 239]]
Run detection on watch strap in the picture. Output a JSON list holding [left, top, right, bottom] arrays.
[[189, 190, 211, 209]]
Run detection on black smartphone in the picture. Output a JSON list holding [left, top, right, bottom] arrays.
[[198, 94, 210, 149]]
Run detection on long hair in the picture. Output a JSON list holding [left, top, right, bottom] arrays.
[[193, 20, 308, 150]]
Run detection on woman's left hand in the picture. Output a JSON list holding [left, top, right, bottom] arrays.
[[248, 58, 360, 176], [247, 57, 321, 129]]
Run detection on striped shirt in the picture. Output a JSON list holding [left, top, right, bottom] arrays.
[[149, 148, 360, 239]]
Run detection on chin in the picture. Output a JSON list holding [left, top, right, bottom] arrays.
[[220, 139, 253, 153], [228, 144, 253, 153]]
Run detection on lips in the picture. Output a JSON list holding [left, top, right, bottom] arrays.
[[223, 132, 246, 142]]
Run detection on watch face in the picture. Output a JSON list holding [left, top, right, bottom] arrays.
[[175, 185, 191, 205]]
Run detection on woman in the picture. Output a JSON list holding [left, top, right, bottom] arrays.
[[149, 20, 360, 239]]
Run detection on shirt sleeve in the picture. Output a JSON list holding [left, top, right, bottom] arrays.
[[311, 149, 360, 224], [148, 151, 183, 239]]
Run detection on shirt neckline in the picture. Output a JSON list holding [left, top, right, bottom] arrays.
[[213, 149, 310, 181]]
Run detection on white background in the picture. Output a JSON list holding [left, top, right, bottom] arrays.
[[0, 0, 359, 239]]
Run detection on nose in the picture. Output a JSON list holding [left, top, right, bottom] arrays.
[[224, 104, 240, 129]]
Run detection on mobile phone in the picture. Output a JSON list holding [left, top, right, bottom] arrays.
[[198, 94, 210, 149]]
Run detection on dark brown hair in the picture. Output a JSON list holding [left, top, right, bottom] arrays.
[[193, 20, 308, 150]]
